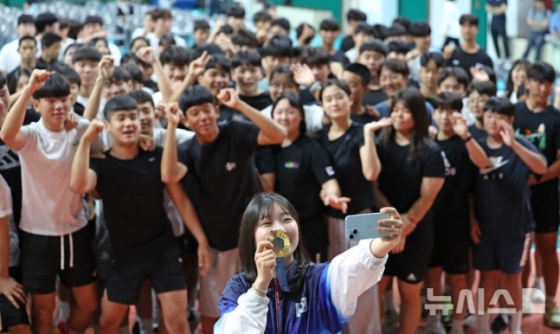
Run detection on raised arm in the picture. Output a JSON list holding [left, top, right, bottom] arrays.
[[160, 103, 188, 184], [452, 112, 490, 168], [321, 179, 351, 214], [360, 118, 392, 181], [0, 70, 49, 150], [83, 56, 114, 121], [136, 47, 173, 103], [169, 51, 209, 104], [70, 120, 103, 194], [500, 120, 547, 174], [217, 88, 287, 145]]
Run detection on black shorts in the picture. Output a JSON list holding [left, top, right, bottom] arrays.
[[531, 183, 560, 233], [383, 236, 433, 284], [428, 220, 470, 274], [0, 266, 30, 331], [20, 226, 98, 294], [106, 235, 186, 305], [473, 233, 531, 274]]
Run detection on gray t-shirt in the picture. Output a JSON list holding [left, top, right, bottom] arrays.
[[528, 8, 551, 33]]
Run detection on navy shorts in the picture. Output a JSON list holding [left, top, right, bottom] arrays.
[[0, 266, 30, 331], [473, 233, 531, 274]]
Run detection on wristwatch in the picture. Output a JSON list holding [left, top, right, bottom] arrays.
[[309, 81, 321, 94]]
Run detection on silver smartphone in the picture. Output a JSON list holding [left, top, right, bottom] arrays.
[[345, 212, 391, 240]]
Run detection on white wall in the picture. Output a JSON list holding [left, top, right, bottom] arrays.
[[430, 0, 472, 49], [359, 0, 398, 26]]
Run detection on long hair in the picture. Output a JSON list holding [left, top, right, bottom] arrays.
[[271, 92, 307, 138], [238, 193, 311, 291], [379, 87, 429, 160], [506, 59, 530, 98]]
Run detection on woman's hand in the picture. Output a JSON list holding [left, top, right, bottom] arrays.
[[370, 207, 403, 258], [253, 241, 277, 291]]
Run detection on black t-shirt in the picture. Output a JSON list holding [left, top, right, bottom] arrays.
[[90, 147, 174, 256], [350, 107, 378, 125], [272, 136, 335, 254], [362, 89, 387, 107], [474, 137, 542, 239], [377, 139, 446, 239], [340, 35, 355, 53], [36, 58, 60, 70], [447, 47, 494, 80], [178, 121, 262, 251], [513, 102, 560, 203], [469, 124, 487, 140], [73, 102, 85, 117], [0, 109, 40, 224], [433, 136, 476, 230], [317, 123, 375, 218], [239, 92, 272, 111], [300, 89, 318, 106], [143, 79, 158, 92]]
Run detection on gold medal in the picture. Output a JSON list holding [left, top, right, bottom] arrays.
[[265, 230, 290, 258]]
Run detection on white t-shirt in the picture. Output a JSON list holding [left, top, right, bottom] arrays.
[[461, 97, 476, 126], [0, 175, 18, 267], [345, 48, 358, 64], [442, 1, 461, 39], [153, 127, 194, 236], [17, 119, 104, 235], [261, 104, 324, 137], [0, 39, 22, 74]]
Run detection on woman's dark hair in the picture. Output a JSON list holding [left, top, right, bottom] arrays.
[[432, 91, 463, 111], [269, 65, 296, 85], [179, 85, 216, 112], [271, 92, 307, 137], [0, 72, 7, 90], [8, 68, 31, 94], [123, 64, 143, 84], [379, 87, 429, 160], [51, 63, 81, 87], [319, 79, 351, 102], [483, 96, 514, 117], [104, 95, 138, 120], [238, 193, 310, 290], [130, 36, 150, 51], [505, 59, 530, 98], [88, 37, 108, 49], [63, 43, 82, 58], [517, 83, 528, 99], [32, 73, 70, 100], [420, 52, 445, 68]]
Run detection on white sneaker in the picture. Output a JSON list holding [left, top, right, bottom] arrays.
[[463, 313, 476, 327], [523, 298, 535, 314], [531, 285, 546, 304]]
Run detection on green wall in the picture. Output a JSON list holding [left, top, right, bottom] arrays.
[[472, 0, 487, 49], [398, 0, 429, 22], [267, 0, 341, 23]]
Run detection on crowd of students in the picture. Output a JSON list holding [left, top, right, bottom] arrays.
[[0, 3, 560, 334]]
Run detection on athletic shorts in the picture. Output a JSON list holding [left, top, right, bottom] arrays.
[[428, 221, 470, 274], [198, 247, 239, 318], [20, 226, 97, 294], [383, 236, 433, 284], [105, 235, 186, 305], [472, 233, 531, 274], [531, 195, 560, 234], [0, 266, 29, 331]]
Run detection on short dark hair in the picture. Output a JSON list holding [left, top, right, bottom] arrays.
[[193, 43, 225, 58], [483, 96, 514, 117], [32, 73, 70, 100], [128, 90, 154, 108], [359, 39, 388, 56], [269, 65, 296, 85], [347, 9, 367, 22], [121, 52, 149, 68], [194, 19, 210, 32], [72, 46, 102, 64], [151, 9, 172, 21], [355, 23, 375, 36], [159, 46, 190, 67], [409, 22, 431, 37], [232, 29, 259, 48], [88, 37, 108, 50], [122, 64, 143, 84], [0, 72, 6, 90], [232, 50, 262, 69], [59, 19, 70, 30], [388, 40, 411, 54], [108, 66, 131, 84], [377, 58, 410, 78], [301, 48, 330, 67], [420, 52, 445, 68], [372, 24, 388, 41], [226, 4, 245, 18], [130, 36, 150, 50], [344, 63, 371, 87], [459, 14, 479, 27], [386, 24, 408, 38], [219, 24, 234, 35], [271, 18, 291, 32], [104, 95, 138, 120], [159, 34, 176, 47], [205, 54, 231, 73], [8, 68, 31, 94], [41, 32, 62, 48], [527, 61, 556, 83], [432, 92, 464, 111], [295, 24, 315, 45], [437, 67, 469, 88], [253, 10, 272, 24], [320, 19, 340, 32], [392, 17, 411, 33], [51, 63, 81, 87], [319, 79, 352, 102], [35, 13, 58, 34], [468, 81, 497, 97], [179, 85, 216, 111], [18, 14, 34, 26], [477, 65, 497, 85], [262, 35, 293, 58], [84, 15, 103, 26], [19, 36, 37, 48]]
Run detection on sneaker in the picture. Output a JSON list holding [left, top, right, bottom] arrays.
[[382, 309, 399, 334], [490, 314, 510, 334], [463, 313, 476, 327], [531, 285, 546, 304], [544, 301, 560, 328], [417, 319, 446, 334], [188, 309, 201, 333], [522, 297, 534, 314]]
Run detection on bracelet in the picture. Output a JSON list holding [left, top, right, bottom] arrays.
[[463, 136, 473, 143], [252, 285, 267, 295]]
